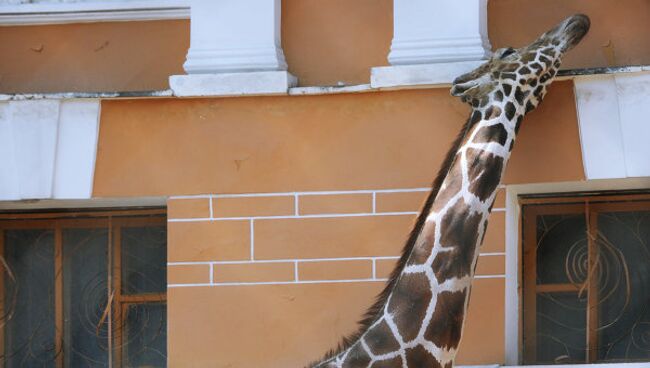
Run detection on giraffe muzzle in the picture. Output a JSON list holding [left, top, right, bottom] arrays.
[[546, 14, 591, 52]]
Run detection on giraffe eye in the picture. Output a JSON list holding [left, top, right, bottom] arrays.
[[499, 47, 516, 59]]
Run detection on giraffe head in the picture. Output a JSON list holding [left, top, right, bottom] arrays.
[[451, 14, 590, 113]]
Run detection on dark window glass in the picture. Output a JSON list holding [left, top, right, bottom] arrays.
[[595, 210, 650, 362], [0, 212, 166, 368], [523, 198, 650, 364], [124, 303, 167, 367], [121, 226, 166, 295], [4, 229, 56, 367], [536, 292, 586, 363], [63, 228, 109, 368]]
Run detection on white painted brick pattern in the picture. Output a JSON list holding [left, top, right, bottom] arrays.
[[168, 187, 507, 288]]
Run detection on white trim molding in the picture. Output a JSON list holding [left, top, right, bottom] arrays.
[[574, 72, 650, 179], [170, 70, 297, 98], [0, 99, 100, 201], [0, 0, 189, 25], [370, 0, 491, 90]]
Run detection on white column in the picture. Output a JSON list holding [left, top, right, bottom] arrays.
[[371, 0, 492, 89], [389, 0, 490, 65], [170, 0, 296, 97]]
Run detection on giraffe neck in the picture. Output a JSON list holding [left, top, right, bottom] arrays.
[[318, 101, 523, 368]]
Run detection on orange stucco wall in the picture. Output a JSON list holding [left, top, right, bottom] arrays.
[[93, 82, 583, 197], [92, 81, 584, 366], [282, 0, 392, 87], [1, 0, 648, 93], [489, 0, 650, 69], [0, 20, 188, 93]]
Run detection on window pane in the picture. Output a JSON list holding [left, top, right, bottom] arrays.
[[124, 303, 166, 367], [595, 210, 650, 362], [121, 225, 166, 295], [62, 228, 109, 367], [536, 292, 587, 364], [3, 229, 56, 367], [536, 214, 587, 285]]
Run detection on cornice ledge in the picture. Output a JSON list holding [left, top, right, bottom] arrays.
[[0, 0, 189, 25]]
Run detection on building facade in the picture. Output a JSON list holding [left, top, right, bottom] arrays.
[[0, 0, 649, 367]]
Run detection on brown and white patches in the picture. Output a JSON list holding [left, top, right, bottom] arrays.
[[424, 289, 468, 350], [387, 273, 432, 342], [466, 148, 505, 202], [504, 101, 516, 121], [407, 221, 436, 266], [369, 356, 403, 368], [438, 200, 482, 250], [363, 319, 401, 356], [472, 122, 508, 146], [341, 343, 372, 368], [404, 345, 444, 368], [431, 167, 462, 214]]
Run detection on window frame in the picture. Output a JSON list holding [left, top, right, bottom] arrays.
[[520, 193, 650, 365], [0, 208, 166, 368]]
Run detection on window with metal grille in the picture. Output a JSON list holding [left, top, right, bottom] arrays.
[[521, 192, 650, 364], [0, 209, 166, 367]]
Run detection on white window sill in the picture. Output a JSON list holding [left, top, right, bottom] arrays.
[[370, 60, 486, 90], [0, 0, 189, 25]]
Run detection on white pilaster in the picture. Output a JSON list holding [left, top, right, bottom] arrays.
[[183, 0, 285, 74], [371, 0, 491, 89], [0, 99, 101, 201], [171, 0, 296, 97], [574, 72, 650, 180]]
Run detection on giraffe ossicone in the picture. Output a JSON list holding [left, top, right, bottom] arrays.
[[309, 14, 590, 368]]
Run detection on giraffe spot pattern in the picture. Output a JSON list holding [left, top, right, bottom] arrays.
[[363, 320, 401, 356], [505, 102, 516, 121], [472, 123, 508, 146], [369, 356, 403, 368], [438, 200, 482, 250], [341, 342, 371, 368], [387, 273, 432, 342], [515, 87, 528, 105], [404, 345, 443, 368], [424, 289, 468, 350], [467, 147, 505, 203], [502, 84, 512, 97], [484, 106, 502, 120], [431, 167, 462, 213], [407, 221, 436, 266], [470, 110, 482, 126], [431, 239, 478, 284]]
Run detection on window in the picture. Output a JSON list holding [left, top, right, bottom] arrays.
[[0, 209, 166, 368], [521, 192, 650, 364]]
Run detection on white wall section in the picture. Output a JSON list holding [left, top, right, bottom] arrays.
[[0, 99, 100, 201], [53, 100, 101, 199], [575, 72, 650, 179]]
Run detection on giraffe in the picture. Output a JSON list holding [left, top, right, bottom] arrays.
[[308, 14, 590, 368]]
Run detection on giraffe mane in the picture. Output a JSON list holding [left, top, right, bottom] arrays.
[[307, 115, 476, 367]]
